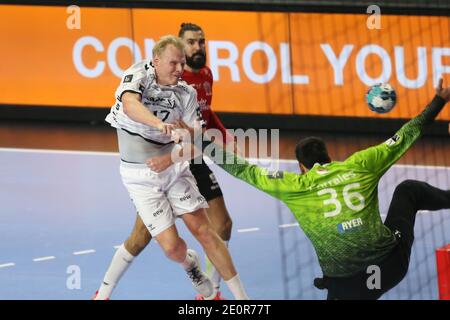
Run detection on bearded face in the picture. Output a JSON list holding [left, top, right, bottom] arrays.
[[182, 30, 207, 71], [186, 50, 206, 69]]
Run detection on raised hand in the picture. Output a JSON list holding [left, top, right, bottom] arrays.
[[436, 78, 450, 102]]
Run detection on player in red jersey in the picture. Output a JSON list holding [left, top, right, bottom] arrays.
[[179, 23, 235, 299]]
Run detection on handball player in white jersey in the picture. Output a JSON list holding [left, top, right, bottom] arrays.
[[94, 35, 248, 300]]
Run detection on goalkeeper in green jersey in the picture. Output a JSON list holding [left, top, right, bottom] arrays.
[[186, 78, 449, 299]]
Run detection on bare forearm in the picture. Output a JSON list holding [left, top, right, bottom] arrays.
[[146, 143, 196, 173], [123, 98, 162, 128]]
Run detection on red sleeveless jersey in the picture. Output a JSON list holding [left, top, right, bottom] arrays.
[[181, 66, 232, 143]]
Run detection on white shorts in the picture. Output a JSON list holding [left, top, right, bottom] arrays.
[[120, 161, 208, 237]]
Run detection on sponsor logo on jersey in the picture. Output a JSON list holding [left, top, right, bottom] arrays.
[[197, 196, 206, 204], [123, 74, 133, 83], [203, 81, 212, 96], [267, 171, 284, 179], [337, 218, 363, 234], [152, 209, 163, 217], [198, 98, 209, 111], [144, 96, 176, 109], [176, 83, 191, 94], [179, 194, 192, 202], [385, 134, 400, 147]]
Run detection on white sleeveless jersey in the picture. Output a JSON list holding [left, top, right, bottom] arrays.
[[105, 60, 201, 144]]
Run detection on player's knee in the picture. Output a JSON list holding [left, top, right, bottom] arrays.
[[224, 216, 232, 233], [395, 180, 422, 194], [162, 239, 184, 260]]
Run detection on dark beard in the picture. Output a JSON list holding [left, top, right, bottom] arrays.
[[186, 51, 206, 70]]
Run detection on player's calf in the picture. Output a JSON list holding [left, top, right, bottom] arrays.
[[124, 214, 152, 256], [124, 234, 151, 256]]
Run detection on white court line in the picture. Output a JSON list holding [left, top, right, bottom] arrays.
[[279, 223, 299, 228], [246, 157, 298, 165], [73, 249, 96, 256], [237, 228, 260, 233], [0, 148, 117, 157], [0, 263, 15, 268], [33, 256, 55, 262], [386, 164, 450, 171], [0, 148, 448, 170]]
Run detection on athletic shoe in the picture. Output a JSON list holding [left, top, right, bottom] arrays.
[[186, 249, 215, 299], [195, 291, 226, 300], [92, 290, 109, 300]]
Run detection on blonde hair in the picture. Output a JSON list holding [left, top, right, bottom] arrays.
[[152, 35, 185, 57]]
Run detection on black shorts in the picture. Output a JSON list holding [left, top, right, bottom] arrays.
[[318, 180, 450, 300], [189, 160, 223, 202], [320, 233, 408, 300]]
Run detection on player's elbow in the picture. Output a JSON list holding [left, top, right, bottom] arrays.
[[122, 100, 132, 116], [122, 97, 135, 116], [121, 92, 139, 116]]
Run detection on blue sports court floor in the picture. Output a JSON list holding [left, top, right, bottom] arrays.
[[0, 148, 449, 300]]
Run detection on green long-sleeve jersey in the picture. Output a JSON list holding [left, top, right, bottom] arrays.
[[211, 97, 445, 277]]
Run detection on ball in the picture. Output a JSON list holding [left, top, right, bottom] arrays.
[[365, 83, 397, 114]]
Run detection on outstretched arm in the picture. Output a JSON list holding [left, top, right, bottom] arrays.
[[147, 121, 298, 199], [122, 92, 174, 135], [346, 78, 449, 175], [199, 132, 298, 201], [146, 141, 198, 172]]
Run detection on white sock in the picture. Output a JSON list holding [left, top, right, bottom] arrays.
[[206, 241, 228, 290], [181, 249, 196, 270], [95, 244, 135, 300], [225, 274, 249, 300]]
